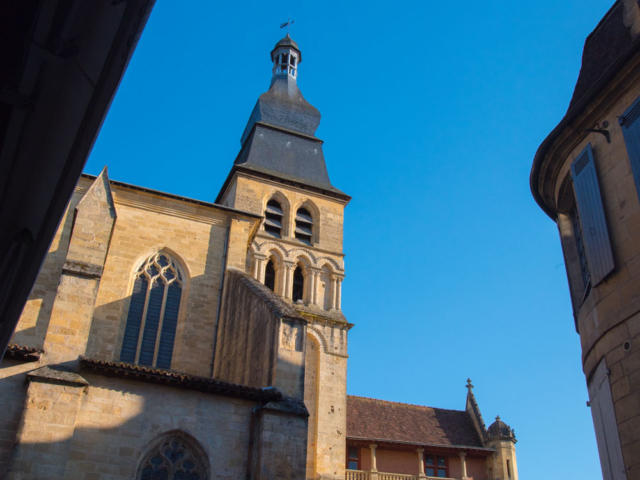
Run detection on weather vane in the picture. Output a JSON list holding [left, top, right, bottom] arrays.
[[280, 18, 294, 33]]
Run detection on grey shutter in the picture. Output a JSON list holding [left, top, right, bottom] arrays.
[[571, 144, 615, 285], [619, 95, 640, 204], [588, 359, 627, 480]]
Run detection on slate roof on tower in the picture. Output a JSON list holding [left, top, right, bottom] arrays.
[[217, 35, 348, 202]]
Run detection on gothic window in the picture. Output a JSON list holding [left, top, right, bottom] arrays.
[[292, 265, 304, 303], [295, 207, 313, 244], [139, 434, 207, 480], [120, 253, 184, 369], [265, 259, 275, 291], [264, 199, 283, 237], [424, 455, 448, 478]]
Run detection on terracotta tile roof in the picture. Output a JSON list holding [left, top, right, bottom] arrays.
[[80, 357, 283, 402], [347, 395, 484, 448]]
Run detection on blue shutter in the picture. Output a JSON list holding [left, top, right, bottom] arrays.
[[620, 95, 640, 204], [156, 283, 182, 369], [571, 144, 615, 286], [120, 275, 147, 363], [138, 281, 164, 366]]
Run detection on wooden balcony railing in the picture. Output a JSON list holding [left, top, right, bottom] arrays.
[[346, 470, 457, 480]]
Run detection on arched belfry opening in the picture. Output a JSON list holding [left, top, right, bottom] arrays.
[[292, 265, 304, 303], [264, 259, 276, 291]]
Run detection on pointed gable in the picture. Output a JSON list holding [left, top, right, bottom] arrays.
[[65, 167, 116, 270]]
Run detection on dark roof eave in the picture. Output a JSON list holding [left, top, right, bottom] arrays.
[[80, 173, 262, 220], [345, 435, 494, 454], [216, 165, 351, 204], [79, 357, 283, 402], [4, 344, 42, 362], [530, 26, 640, 220]]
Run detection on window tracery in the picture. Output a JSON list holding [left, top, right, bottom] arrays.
[[120, 253, 183, 369], [139, 435, 207, 480]]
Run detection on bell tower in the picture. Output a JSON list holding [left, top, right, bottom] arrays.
[[217, 35, 351, 480]]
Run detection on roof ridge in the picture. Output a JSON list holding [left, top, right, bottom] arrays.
[[347, 394, 466, 414]]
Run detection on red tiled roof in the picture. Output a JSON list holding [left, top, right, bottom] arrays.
[[347, 395, 484, 448]]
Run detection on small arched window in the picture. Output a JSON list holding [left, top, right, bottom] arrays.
[[265, 259, 275, 291], [295, 207, 313, 244], [292, 266, 304, 303], [120, 253, 183, 369], [139, 434, 207, 480], [265, 199, 283, 238]]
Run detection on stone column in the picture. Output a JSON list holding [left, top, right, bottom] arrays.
[[330, 274, 338, 310], [369, 444, 378, 479], [335, 275, 343, 310], [309, 267, 320, 305], [417, 448, 427, 479], [283, 261, 296, 299], [459, 451, 468, 479], [253, 254, 267, 282]]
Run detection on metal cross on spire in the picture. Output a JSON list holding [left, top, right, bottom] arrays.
[[279, 18, 295, 33]]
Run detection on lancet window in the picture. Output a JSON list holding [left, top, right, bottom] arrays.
[[265, 259, 276, 291], [264, 199, 283, 237], [292, 265, 304, 303], [295, 207, 313, 244], [120, 253, 183, 369]]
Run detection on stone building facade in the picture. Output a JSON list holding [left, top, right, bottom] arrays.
[[531, 1, 640, 479], [1, 34, 518, 480]]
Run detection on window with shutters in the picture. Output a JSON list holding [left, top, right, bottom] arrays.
[[295, 207, 313, 244], [265, 199, 284, 237], [120, 253, 184, 369], [570, 144, 615, 287], [138, 432, 208, 480], [620, 95, 640, 203], [588, 359, 626, 480]]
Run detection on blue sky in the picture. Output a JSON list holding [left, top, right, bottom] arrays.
[[86, 1, 615, 478]]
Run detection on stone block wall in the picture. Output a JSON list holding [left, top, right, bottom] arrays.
[[6, 371, 257, 480], [551, 61, 640, 477]]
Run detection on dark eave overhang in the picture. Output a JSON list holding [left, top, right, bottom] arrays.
[[216, 164, 351, 204], [79, 357, 283, 402], [4, 344, 42, 362], [530, 6, 640, 220], [345, 435, 495, 455]]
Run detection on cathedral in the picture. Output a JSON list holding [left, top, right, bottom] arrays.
[[0, 34, 517, 480]]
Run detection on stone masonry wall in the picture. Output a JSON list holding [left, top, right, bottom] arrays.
[[552, 62, 640, 477], [7, 372, 256, 480]]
